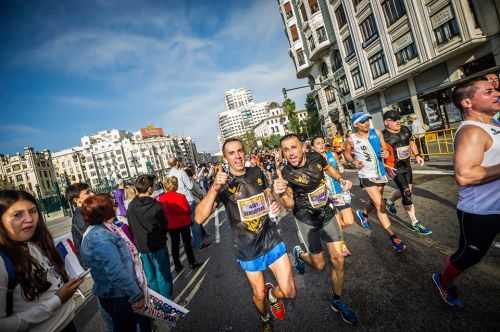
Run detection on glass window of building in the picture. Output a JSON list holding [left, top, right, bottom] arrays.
[[360, 14, 378, 46], [343, 36, 355, 58], [395, 43, 418, 66], [338, 75, 350, 96], [369, 51, 388, 78], [431, 6, 460, 45], [321, 62, 329, 80], [332, 49, 343, 71], [324, 86, 336, 104], [335, 5, 347, 29], [296, 48, 306, 66], [353, 0, 362, 8], [317, 26, 327, 43], [351, 67, 364, 89], [284, 2, 293, 19], [308, 35, 316, 51], [308, 0, 319, 14], [290, 24, 299, 42], [382, 0, 406, 26], [300, 3, 308, 22]]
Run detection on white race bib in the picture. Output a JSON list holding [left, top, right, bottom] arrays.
[[396, 145, 411, 160], [330, 193, 346, 207], [307, 185, 329, 208], [236, 192, 270, 233]]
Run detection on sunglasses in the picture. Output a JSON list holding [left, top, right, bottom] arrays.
[[358, 118, 370, 124]]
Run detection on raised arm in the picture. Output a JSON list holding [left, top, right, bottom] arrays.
[[195, 171, 227, 224]]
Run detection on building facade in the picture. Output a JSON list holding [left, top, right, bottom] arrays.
[[254, 108, 308, 139], [278, 0, 500, 132], [0, 147, 58, 198], [224, 88, 254, 111]]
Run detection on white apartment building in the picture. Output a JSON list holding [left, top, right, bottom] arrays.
[[278, 0, 500, 133], [254, 108, 308, 138], [224, 88, 254, 111], [52, 146, 93, 186], [218, 109, 246, 140], [0, 147, 58, 198]]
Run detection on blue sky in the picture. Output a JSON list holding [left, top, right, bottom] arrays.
[[0, 0, 306, 154]]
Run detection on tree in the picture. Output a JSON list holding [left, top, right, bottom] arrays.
[[282, 98, 301, 134], [240, 131, 257, 153], [262, 134, 281, 149], [305, 94, 322, 137]]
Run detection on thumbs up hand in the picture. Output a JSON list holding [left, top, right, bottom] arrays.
[[273, 170, 288, 195]]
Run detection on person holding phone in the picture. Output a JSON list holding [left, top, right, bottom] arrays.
[[0, 190, 84, 332]]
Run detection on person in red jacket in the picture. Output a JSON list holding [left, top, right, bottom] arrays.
[[158, 177, 202, 273]]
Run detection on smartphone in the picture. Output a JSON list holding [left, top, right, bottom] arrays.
[[78, 269, 91, 279]]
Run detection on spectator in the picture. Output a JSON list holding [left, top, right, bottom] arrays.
[[112, 180, 127, 221], [409, 114, 430, 161], [0, 190, 83, 332], [158, 177, 201, 273], [184, 168, 211, 250], [80, 194, 150, 332], [127, 175, 172, 298], [65, 183, 94, 259], [124, 185, 137, 210]]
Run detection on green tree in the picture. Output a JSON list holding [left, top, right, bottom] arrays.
[[305, 94, 322, 137], [282, 98, 301, 133], [262, 134, 281, 149], [240, 131, 257, 153]]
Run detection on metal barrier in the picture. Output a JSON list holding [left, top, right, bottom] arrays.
[[414, 128, 457, 156]]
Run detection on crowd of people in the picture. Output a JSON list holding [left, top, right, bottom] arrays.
[[0, 74, 498, 332]]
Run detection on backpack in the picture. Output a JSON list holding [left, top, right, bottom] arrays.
[[0, 250, 16, 316]]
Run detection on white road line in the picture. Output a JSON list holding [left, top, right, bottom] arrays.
[[174, 257, 211, 303], [343, 169, 453, 175], [182, 271, 208, 307]]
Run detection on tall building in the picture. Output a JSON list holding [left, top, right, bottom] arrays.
[[224, 88, 254, 111], [52, 147, 92, 187], [278, 0, 500, 134], [0, 147, 58, 198], [254, 108, 308, 139]]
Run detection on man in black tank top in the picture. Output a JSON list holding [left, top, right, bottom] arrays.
[[382, 110, 432, 236], [274, 134, 359, 326], [195, 138, 295, 331]]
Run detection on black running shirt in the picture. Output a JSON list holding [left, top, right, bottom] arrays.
[[383, 125, 413, 170], [217, 166, 281, 261], [282, 152, 334, 227]]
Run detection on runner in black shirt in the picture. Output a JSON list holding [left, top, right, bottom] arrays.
[[382, 110, 432, 235], [274, 134, 358, 326], [195, 138, 295, 332]]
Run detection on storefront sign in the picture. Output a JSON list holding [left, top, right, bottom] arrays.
[[393, 33, 413, 52], [431, 6, 454, 29]]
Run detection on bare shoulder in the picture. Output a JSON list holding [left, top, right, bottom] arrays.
[[456, 125, 492, 149]]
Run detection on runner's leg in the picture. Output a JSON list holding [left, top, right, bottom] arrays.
[[268, 254, 296, 300], [326, 241, 345, 296], [364, 186, 394, 235], [245, 271, 268, 317]]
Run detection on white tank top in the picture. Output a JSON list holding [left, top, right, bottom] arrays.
[[456, 120, 500, 215], [351, 133, 380, 179]]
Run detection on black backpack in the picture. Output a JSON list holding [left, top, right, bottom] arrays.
[[0, 250, 17, 316]]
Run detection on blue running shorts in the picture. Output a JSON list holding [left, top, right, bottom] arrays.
[[238, 242, 287, 272]]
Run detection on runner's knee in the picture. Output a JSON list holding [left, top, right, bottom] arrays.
[[401, 188, 412, 206], [252, 286, 267, 302], [330, 254, 344, 270], [311, 259, 326, 271], [281, 283, 296, 299]]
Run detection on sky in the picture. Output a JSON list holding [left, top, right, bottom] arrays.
[[0, 0, 306, 155]]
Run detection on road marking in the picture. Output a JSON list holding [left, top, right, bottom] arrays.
[[174, 257, 211, 303], [343, 169, 453, 176], [182, 271, 208, 307]]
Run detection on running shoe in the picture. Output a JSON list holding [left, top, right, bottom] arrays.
[[329, 298, 358, 325], [355, 209, 370, 229], [409, 222, 432, 236], [265, 283, 286, 320], [384, 199, 397, 215], [390, 236, 407, 253], [431, 273, 464, 308], [292, 245, 306, 274], [260, 316, 273, 332]]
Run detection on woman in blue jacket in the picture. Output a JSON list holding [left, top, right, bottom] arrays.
[[80, 194, 150, 332]]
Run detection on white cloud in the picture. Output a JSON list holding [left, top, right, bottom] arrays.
[[0, 124, 42, 135]]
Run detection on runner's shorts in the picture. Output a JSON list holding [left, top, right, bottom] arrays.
[[295, 218, 342, 255], [238, 242, 287, 272], [359, 177, 386, 188], [392, 168, 413, 206]]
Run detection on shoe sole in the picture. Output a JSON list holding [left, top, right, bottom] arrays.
[[329, 304, 356, 325], [431, 273, 463, 308]]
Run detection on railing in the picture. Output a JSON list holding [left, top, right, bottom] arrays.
[[414, 128, 457, 156]]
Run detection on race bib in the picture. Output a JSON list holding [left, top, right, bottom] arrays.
[[237, 193, 269, 233], [396, 145, 411, 159], [307, 185, 329, 208], [330, 193, 346, 207], [368, 176, 388, 184]]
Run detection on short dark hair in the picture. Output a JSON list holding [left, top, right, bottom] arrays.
[[311, 136, 324, 145], [222, 138, 244, 156], [65, 182, 90, 205], [452, 78, 488, 110], [80, 194, 115, 225], [135, 174, 155, 194], [280, 133, 301, 146]]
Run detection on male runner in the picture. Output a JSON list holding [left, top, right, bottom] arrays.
[[275, 133, 358, 325], [432, 78, 500, 307], [195, 138, 296, 332], [344, 112, 406, 252], [382, 110, 432, 235]]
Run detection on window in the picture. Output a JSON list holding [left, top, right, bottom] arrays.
[[343, 36, 355, 58], [16, 174, 23, 182], [332, 50, 343, 71], [6, 168, 10, 173], [284, 2, 293, 19], [351, 67, 364, 89], [321, 62, 329, 80], [434, 12, 460, 45], [308, 0, 319, 14], [360, 14, 378, 46], [324, 86, 336, 104], [369, 51, 388, 78], [382, 0, 406, 26], [335, 5, 347, 29], [296, 48, 306, 66], [300, 3, 308, 22], [290, 24, 299, 42], [317, 26, 327, 43], [12, 164, 21, 171], [338, 76, 350, 96], [395, 43, 418, 66], [353, 0, 363, 7], [308, 35, 316, 51]]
